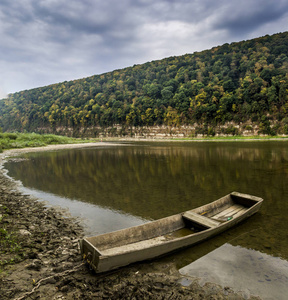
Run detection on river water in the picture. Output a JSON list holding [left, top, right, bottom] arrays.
[[4, 141, 288, 299]]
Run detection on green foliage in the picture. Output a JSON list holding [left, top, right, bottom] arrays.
[[0, 32, 288, 135], [0, 132, 89, 150]]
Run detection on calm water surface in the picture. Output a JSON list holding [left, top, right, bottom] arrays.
[[5, 141, 288, 299]]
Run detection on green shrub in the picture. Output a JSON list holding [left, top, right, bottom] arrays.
[[207, 128, 216, 136], [225, 125, 239, 136], [0, 139, 11, 149], [3, 133, 18, 140]]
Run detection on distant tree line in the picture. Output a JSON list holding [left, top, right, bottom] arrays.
[[0, 32, 288, 136]]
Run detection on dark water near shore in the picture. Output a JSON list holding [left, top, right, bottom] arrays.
[[4, 141, 288, 299]]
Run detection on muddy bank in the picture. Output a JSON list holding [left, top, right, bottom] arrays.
[[0, 144, 261, 299]]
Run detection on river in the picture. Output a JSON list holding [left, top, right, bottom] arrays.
[[4, 141, 288, 299]]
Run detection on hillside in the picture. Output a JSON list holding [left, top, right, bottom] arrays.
[[0, 31, 288, 137]]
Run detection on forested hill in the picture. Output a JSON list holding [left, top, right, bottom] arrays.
[[1, 31, 288, 137]]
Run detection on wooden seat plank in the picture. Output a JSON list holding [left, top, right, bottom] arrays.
[[183, 211, 220, 228]]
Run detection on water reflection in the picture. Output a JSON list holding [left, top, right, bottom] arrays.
[[179, 243, 288, 300], [20, 187, 148, 236], [4, 141, 288, 262]]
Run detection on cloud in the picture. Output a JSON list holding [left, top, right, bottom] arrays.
[[0, 0, 287, 94], [213, 0, 288, 36]]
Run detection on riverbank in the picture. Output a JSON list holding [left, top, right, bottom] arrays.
[[0, 143, 261, 299], [115, 135, 288, 142]]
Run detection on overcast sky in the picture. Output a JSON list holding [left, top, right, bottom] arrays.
[[1, 0, 288, 97]]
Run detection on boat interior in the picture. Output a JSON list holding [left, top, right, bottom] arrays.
[[86, 193, 258, 257]]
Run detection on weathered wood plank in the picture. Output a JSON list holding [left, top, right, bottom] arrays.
[[183, 211, 220, 228], [101, 228, 195, 256], [102, 236, 167, 256], [232, 207, 248, 219], [213, 204, 243, 218]]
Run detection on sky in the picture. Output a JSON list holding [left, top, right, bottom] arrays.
[[0, 0, 288, 98]]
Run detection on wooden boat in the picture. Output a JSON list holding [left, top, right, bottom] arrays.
[[79, 192, 263, 273]]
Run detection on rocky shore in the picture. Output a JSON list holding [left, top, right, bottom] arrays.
[[0, 144, 261, 299]]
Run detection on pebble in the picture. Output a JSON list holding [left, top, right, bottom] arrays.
[[19, 229, 32, 236], [26, 260, 42, 271], [61, 249, 70, 255]]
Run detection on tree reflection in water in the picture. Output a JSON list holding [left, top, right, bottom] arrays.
[[5, 141, 288, 261]]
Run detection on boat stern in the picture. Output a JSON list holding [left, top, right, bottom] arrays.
[[79, 238, 102, 272]]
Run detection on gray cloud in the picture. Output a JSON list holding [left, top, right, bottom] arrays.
[[0, 0, 287, 94], [214, 0, 288, 36]]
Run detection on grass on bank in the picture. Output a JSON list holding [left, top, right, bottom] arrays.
[[0, 132, 94, 153]]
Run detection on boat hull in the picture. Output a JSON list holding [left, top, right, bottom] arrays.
[[80, 192, 263, 273]]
